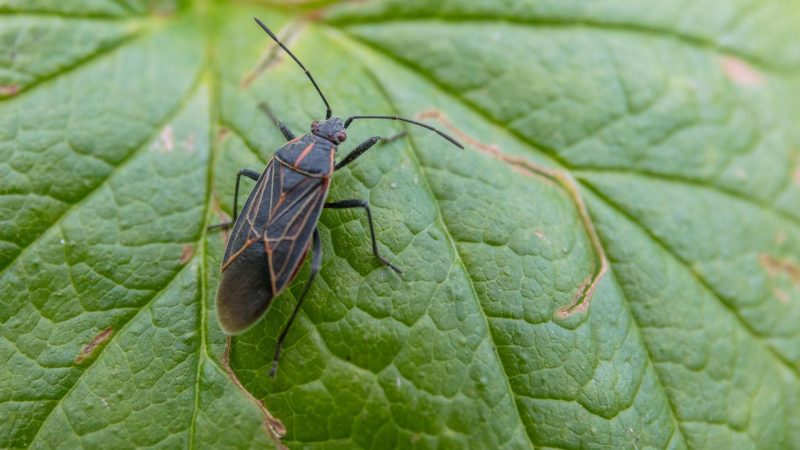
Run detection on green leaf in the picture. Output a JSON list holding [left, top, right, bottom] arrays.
[[2, 1, 799, 449]]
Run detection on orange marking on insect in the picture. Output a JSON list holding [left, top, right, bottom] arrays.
[[264, 235, 279, 295], [294, 143, 315, 165], [273, 192, 287, 215], [221, 237, 260, 270]]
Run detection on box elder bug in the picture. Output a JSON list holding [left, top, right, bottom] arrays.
[[212, 18, 463, 376]]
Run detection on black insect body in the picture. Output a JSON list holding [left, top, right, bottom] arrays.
[[214, 18, 462, 376]]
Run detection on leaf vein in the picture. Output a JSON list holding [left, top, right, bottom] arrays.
[[579, 179, 800, 380], [25, 257, 197, 447], [354, 54, 538, 450], [0, 22, 144, 104], [336, 17, 800, 75], [0, 67, 205, 276]]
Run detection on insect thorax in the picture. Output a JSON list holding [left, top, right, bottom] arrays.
[[274, 135, 335, 176]]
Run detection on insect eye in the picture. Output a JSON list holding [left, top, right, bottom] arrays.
[[335, 132, 347, 142], [311, 121, 319, 129]]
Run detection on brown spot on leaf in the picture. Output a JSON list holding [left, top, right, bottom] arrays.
[[217, 127, 231, 143], [181, 133, 196, 153], [241, 22, 304, 89], [556, 274, 594, 318], [0, 84, 20, 96], [268, 417, 287, 439], [722, 57, 764, 87], [417, 109, 502, 155], [75, 327, 113, 364], [179, 245, 194, 264], [149, 1, 177, 17], [222, 337, 287, 447], [161, 126, 174, 152], [534, 229, 552, 246], [417, 109, 609, 316], [773, 288, 791, 304], [151, 125, 174, 152], [731, 167, 748, 181], [304, 9, 325, 21], [760, 254, 800, 286]]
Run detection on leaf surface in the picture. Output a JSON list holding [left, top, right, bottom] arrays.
[[1, 0, 799, 449]]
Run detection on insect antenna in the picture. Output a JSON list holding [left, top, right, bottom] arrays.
[[344, 115, 463, 148], [254, 17, 333, 119]]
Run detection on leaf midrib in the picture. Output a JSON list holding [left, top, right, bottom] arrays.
[[364, 58, 538, 448], [330, 25, 684, 448]]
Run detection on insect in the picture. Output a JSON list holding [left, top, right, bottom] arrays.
[[214, 18, 463, 376]]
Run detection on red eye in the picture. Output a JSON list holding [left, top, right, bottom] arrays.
[[335, 132, 347, 142]]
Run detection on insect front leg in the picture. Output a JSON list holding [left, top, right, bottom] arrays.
[[334, 132, 407, 171], [208, 168, 260, 230], [258, 102, 295, 141], [324, 199, 402, 274], [270, 228, 322, 377]]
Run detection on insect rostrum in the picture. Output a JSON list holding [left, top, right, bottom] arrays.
[[213, 18, 463, 377]]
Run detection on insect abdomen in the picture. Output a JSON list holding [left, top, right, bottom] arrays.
[[217, 241, 274, 335]]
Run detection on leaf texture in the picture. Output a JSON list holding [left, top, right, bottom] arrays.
[[1, 1, 799, 449]]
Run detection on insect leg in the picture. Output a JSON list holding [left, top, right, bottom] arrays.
[[259, 102, 295, 141], [208, 169, 260, 230], [335, 132, 406, 171], [324, 199, 402, 274], [270, 228, 322, 377]]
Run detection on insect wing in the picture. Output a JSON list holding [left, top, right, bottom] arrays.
[[263, 161, 329, 295], [216, 157, 330, 335], [216, 161, 277, 334], [222, 163, 271, 263]]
